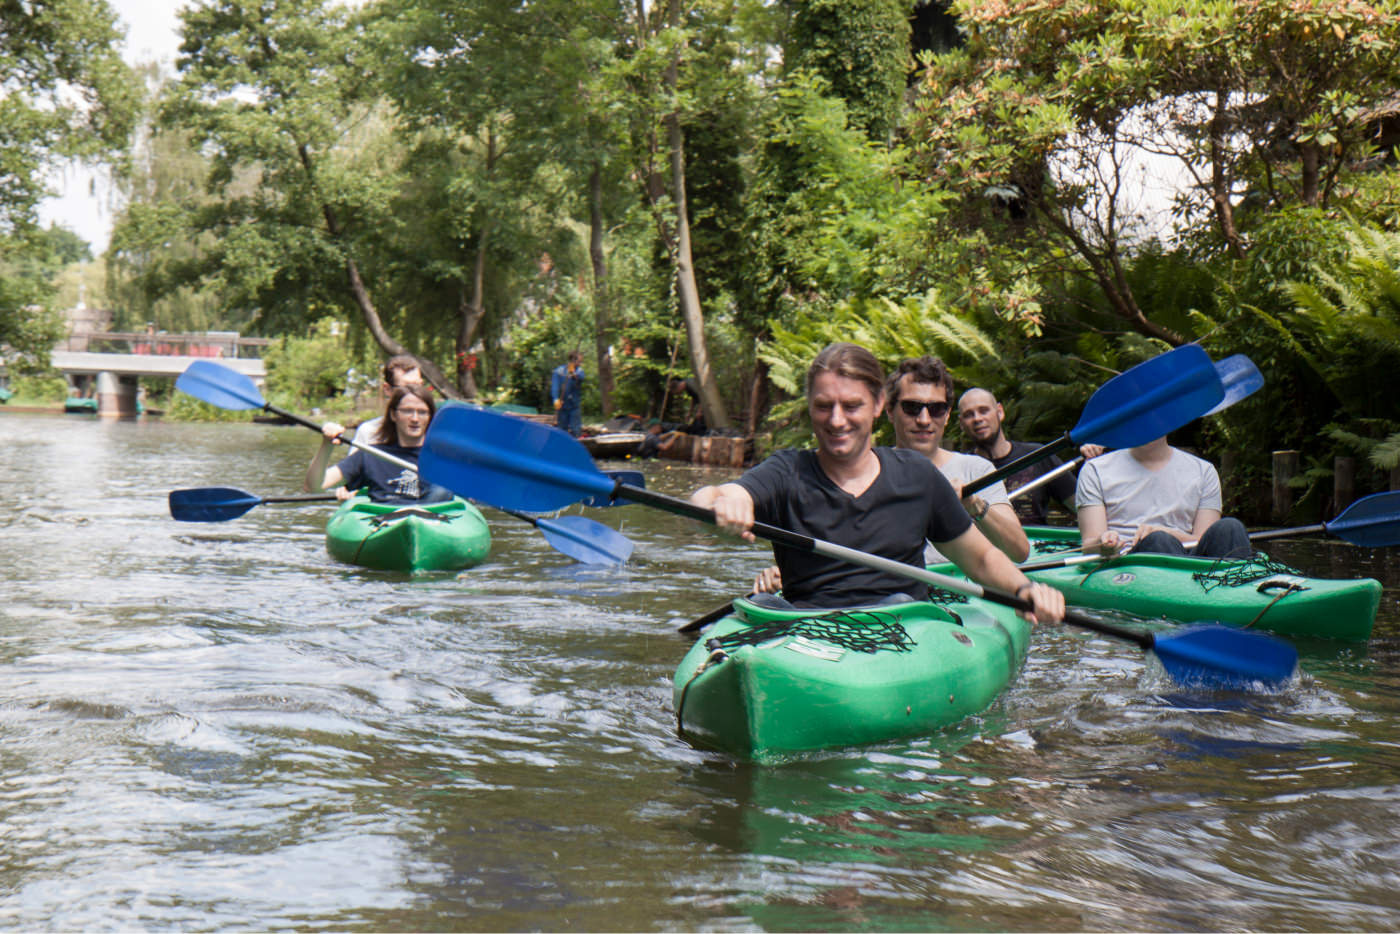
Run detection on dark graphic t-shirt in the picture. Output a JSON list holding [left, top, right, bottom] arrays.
[[335, 445, 454, 505]]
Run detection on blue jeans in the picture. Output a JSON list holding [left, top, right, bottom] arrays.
[[556, 405, 582, 437], [1131, 517, 1251, 559]]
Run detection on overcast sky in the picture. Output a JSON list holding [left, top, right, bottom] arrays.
[[37, 0, 186, 254]]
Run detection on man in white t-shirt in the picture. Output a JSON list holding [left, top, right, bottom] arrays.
[[1076, 437, 1250, 558], [885, 356, 1029, 564]]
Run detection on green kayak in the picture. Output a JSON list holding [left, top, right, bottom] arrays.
[[673, 595, 1030, 763], [1018, 526, 1379, 642], [325, 494, 491, 572]]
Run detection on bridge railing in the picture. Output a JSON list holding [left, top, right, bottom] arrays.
[[59, 331, 275, 359]]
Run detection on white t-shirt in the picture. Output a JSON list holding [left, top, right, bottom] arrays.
[[1075, 447, 1222, 538], [924, 451, 1010, 564], [352, 415, 384, 446]]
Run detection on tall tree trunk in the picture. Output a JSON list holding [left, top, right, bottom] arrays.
[[455, 222, 491, 399], [299, 142, 459, 398], [1209, 90, 1245, 260], [588, 164, 615, 414], [660, 2, 729, 430], [1300, 141, 1321, 206]]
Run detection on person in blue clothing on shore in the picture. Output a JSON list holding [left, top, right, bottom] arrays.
[[551, 350, 585, 437]]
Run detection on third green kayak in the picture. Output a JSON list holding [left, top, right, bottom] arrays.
[[1020, 526, 1379, 642], [326, 494, 491, 573]]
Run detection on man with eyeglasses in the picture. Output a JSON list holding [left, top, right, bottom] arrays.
[[884, 357, 1029, 564]]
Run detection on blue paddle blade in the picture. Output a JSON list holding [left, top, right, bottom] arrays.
[[421, 405, 614, 513], [1150, 625, 1298, 689], [169, 487, 262, 522], [1205, 354, 1264, 416], [175, 360, 267, 410], [1071, 344, 1224, 449], [587, 470, 645, 507], [1325, 491, 1400, 547], [536, 515, 634, 565]]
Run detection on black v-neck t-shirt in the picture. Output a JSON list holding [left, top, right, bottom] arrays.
[[735, 447, 971, 607]]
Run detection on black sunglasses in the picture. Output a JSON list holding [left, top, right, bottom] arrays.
[[898, 399, 950, 418]]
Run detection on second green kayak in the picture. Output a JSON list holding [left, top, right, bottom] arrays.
[[326, 494, 491, 572], [1020, 526, 1379, 642], [673, 595, 1030, 763]]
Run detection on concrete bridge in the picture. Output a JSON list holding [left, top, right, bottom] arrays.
[[49, 331, 270, 417]]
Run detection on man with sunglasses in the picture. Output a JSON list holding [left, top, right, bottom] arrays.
[[885, 357, 1029, 563]]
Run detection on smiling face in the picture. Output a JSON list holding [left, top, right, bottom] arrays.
[[387, 389, 434, 446], [888, 373, 950, 459], [808, 371, 884, 465], [957, 388, 1003, 446]]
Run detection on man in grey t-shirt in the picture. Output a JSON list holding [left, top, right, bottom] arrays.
[[1076, 437, 1249, 558]]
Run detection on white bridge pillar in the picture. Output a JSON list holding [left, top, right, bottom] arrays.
[[95, 371, 140, 418]]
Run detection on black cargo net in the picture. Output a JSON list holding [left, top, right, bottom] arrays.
[[1032, 538, 1080, 555], [705, 608, 917, 655], [928, 587, 970, 605], [1191, 553, 1308, 592]]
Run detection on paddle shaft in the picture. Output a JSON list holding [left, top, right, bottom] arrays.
[[263, 494, 339, 505], [1020, 512, 1383, 573], [1007, 456, 1083, 501], [615, 482, 1154, 650]]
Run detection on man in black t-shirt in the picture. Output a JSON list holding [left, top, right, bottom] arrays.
[[957, 388, 1102, 526], [690, 342, 1063, 621]]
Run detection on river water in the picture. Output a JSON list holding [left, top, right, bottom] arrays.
[[3, 413, 1399, 931]]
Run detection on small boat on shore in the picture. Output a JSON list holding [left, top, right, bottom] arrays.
[[673, 594, 1030, 762], [325, 494, 491, 572], [579, 431, 646, 459], [1018, 526, 1380, 642]]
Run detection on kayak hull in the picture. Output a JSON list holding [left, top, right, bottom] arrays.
[[673, 596, 1030, 763], [325, 495, 491, 572], [1021, 526, 1379, 642]]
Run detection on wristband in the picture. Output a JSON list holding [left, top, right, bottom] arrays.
[[971, 500, 990, 520]]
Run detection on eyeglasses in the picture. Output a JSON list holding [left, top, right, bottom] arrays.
[[898, 399, 950, 418], [396, 406, 431, 418]]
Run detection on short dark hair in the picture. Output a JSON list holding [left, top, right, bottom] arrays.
[[375, 385, 436, 446], [805, 342, 885, 402], [567, 350, 583, 364], [885, 356, 953, 406], [382, 355, 420, 387]]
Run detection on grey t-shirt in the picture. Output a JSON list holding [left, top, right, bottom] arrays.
[[1075, 447, 1222, 538], [924, 451, 1010, 564]]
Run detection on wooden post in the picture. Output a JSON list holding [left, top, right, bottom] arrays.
[[1272, 450, 1299, 522], [1392, 465, 1400, 492], [1332, 456, 1355, 518]]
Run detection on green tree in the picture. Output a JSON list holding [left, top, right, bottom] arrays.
[[910, 0, 1400, 345], [0, 0, 138, 361], [784, 0, 909, 141], [158, 0, 469, 394]]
